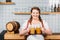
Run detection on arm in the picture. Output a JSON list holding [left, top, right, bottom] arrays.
[[19, 20, 29, 35], [41, 20, 52, 35], [19, 28, 29, 35], [41, 27, 52, 35]]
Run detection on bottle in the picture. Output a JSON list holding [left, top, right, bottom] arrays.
[[54, 4, 57, 12], [6, 0, 11, 2], [57, 4, 60, 12], [59, 4, 60, 12], [51, 5, 54, 12], [57, 4, 59, 12]]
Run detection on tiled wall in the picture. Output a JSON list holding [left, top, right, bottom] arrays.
[[0, 0, 60, 33]]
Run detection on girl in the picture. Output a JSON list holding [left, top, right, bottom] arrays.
[[19, 7, 52, 40]]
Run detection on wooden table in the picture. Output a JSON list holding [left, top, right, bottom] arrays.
[[45, 35, 60, 40], [4, 33, 26, 40], [4, 33, 60, 40]]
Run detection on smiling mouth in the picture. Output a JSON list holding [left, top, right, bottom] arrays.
[[33, 15, 38, 17]]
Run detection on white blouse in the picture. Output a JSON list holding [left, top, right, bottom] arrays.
[[19, 20, 49, 31], [19, 20, 49, 40]]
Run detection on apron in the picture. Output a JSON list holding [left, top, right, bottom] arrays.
[[25, 20, 44, 40]]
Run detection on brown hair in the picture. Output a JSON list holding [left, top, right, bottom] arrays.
[[25, 7, 44, 30], [29, 7, 42, 24]]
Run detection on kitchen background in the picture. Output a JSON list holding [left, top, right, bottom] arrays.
[[0, 0, 60, 33]]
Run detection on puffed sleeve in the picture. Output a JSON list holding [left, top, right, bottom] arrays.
[[43, 20, 50, 30], [19, 20, 28, 31]]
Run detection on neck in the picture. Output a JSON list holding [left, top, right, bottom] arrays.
[[32, 18, 39, 21]]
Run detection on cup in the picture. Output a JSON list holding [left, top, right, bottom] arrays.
[[36, 27, 41, 34], [29, 27, 35, 35]]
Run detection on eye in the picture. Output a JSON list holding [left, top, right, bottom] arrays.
[[36, 12, 39, 14], [32, 12, 35, 14]]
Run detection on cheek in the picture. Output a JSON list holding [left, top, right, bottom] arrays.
[[32, 14, 34, 17], [32, 14, 39, 17], [31, 13, 34, 16], [31, 13, 40, 17], [36, 14, 39, 17]]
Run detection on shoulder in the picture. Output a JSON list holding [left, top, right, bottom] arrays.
[[42, 20, 48, 24], [42, 19, 49, 28], [22, 19, 29, 25], [42, 19, 49, 26], [20, 20, 29, 29], [24, 20, 29, 23]]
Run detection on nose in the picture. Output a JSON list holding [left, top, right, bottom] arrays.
[[34, 12, 37, 15]]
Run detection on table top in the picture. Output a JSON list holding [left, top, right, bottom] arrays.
[[45, 35, 60, 39], [4, 32, 60, 40], [4, 33, 25, 39]]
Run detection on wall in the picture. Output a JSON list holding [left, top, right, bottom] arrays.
[[0, 0, 60, 33]]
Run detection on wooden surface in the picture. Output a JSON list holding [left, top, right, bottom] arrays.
[[0, 2, 15, 4], [14, 12, 60, 15], [4, 33, 25, 40], [4, 33, 60, 40], [45, 35, 60, 40]]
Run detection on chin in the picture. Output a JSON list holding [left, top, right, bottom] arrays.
[[33, 17, 37, 19]]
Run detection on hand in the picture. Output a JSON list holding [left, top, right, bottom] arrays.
[[27, 28, 30, 32], [41, 27, 45, 32]]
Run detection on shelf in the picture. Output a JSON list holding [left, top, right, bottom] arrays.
[[14, 12, 49, 15], [14, 12, 60, 15], [0, 2, 15, 5]]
